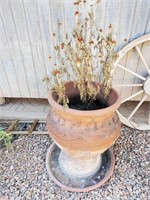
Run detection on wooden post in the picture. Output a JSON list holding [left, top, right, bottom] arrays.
[[0, 97, 6, 105]]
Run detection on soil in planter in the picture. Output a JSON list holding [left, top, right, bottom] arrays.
[[68, 96, 108, 110]]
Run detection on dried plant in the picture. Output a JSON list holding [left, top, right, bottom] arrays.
[[44, 0, 118, 107]]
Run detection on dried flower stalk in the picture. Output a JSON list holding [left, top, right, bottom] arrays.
[[44, 0, 118, 107]]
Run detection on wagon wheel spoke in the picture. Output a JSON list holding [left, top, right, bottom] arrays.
[[135, 46, 150, 75], [116, 64, 146, 81], [114, 84, 143, 87], [121, 90, 144, 104], [128, 94, 148, 120], [114, 34, 150, 130]]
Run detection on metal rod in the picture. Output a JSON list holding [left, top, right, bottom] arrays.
[[6, 120, 19, 132], [28, 119, 39, 134]]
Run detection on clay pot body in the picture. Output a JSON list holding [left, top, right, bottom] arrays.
[[47, 82, 121, 178]]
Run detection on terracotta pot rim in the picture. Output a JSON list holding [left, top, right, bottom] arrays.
[[48, 82, 121, 116]]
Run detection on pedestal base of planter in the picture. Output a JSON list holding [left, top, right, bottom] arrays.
[[46, 143, 115, 192], [59, 151, 102, 179]]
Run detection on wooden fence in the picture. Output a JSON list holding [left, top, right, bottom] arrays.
[[0, 0, 150, 99]]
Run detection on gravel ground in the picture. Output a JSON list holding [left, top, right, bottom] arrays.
[[0, 125, 149, 200]]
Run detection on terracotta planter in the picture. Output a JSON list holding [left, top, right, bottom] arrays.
[[46, 82, 121, 179]]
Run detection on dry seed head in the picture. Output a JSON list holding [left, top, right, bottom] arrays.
[[52, 69, 60, 76], [75, 11, 79, 16], [77, 36, 83, 43], [109, 24, 112, 29], [74, 1, 81, 5], [61, 43, 65, 49], [42, 75, 50, 83]]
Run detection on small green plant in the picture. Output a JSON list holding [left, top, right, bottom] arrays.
[[44, 0, 118, 107], [0, 129, 13, 148]]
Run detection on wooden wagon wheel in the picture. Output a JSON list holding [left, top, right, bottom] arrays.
[[113, 34, 150, 130]]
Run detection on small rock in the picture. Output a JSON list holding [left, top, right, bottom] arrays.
[[10, 166, 14, 170]]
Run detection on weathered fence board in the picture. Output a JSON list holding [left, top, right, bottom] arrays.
[[10, 0, 39, 97]]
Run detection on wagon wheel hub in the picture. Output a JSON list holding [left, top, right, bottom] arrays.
[[143, 76, 150, 96]]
